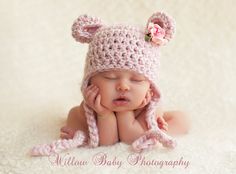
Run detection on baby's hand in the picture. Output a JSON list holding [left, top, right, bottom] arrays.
[[60, 126, 76, 139], [157, 116, 168, 131], [137, 90, 152, 109], [84, 84, 113, 116]]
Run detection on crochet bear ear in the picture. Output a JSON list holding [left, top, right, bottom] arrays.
[[145, 12, 176, 46], [72, 14, 103, 43]]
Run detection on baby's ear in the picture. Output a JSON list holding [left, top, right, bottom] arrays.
[[72, 14, 104, 43], [146, 12, 176, 45], [149, 85, 161, 101]]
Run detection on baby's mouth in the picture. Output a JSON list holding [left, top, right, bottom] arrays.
[[113, 96, 130, 106]]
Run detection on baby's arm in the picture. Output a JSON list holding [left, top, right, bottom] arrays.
[[116, 111, 145, 144], [153, 108, 190, 135], [85, 84, 118, 145], [162, 111, 190, 135], [115, 91, 154, 144], [97, 113, 118, 145], [60, 104, 88, 139]]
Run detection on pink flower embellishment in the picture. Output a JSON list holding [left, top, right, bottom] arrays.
[[145, 22, 167, 46]]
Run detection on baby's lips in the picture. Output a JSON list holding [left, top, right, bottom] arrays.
[[113, 97, 130, 102]]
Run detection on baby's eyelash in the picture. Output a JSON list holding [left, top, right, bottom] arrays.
[[103, 76, 117, 80], [131, 79, 145, 82]]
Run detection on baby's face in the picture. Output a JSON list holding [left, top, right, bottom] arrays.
[[90, 70, 151, 112]]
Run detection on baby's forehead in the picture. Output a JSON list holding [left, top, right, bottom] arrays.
[[100, 70, 145, 77]]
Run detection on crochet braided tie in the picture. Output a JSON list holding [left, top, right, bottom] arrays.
[[31, 130, 87, 156], [132, 129, 177, 152]]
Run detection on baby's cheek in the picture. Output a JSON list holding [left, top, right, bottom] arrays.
[[99, 89, 113, 105], [134, 91, 147, 105], [139, 90, 152, 105], [140, 89, 150, 99]]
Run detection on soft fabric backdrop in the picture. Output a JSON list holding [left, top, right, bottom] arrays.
[[0, 0, 235, 173]]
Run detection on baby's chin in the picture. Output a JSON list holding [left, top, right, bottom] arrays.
[[101, 100, 148, 112], [105, 105, 143, 112]]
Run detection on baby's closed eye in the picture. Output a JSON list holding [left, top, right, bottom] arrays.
[[130, 74, 147, 82], [130, 77, 146, 82], [102, 74, 118, 80]]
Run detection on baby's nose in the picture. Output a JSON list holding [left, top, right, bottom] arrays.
[[116, 81, 130, 91]]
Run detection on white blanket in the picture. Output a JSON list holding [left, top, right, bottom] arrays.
[[0, 0, 235, 173]]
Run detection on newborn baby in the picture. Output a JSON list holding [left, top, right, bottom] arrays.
[[60, 70, 190, 146]]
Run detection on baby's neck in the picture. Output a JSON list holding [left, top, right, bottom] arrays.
[[114, 106, 146, 118], [134, 107, 146, 118]]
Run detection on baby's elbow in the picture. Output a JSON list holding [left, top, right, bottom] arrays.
[[99, 137, 118, 146], [119, 129, 145, 145], [119, 135, 134, 145], [99, 140, 117, 146]]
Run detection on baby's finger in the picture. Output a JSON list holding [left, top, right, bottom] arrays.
[[87, 87, 99, 101], [85, 85, 97, 98], [60, 133, 66, 139], [157, 117, 162, 124], [138, 94, 150, 108], [94, 94, 102, 110], [157, 121, 168, 130], [84, 85, 94, 96], [60, 126, 74, 134], [60, 132, 73, 139], [142, 97, 147, 106], [161, 125, 168, 131], [159, 116, 167, 125], [85, 85, 92, 91], [85, 87, 99, 105], [60, 132, 68, 139], [146, 91, 151, 101]]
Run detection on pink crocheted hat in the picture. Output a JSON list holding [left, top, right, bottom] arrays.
[[72, 12, 176, 148], [30, 12, 177, 156]]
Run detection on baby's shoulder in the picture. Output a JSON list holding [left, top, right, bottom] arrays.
[[68, 102, 86, 120]]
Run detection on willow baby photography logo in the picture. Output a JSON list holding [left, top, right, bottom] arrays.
[[127, 153, 190, 169], [48, 153, 88, 167], [47, 151, 190, 169]]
